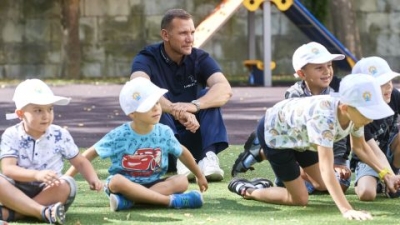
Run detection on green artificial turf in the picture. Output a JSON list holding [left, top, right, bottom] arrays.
[[9, 146, 400, 225]]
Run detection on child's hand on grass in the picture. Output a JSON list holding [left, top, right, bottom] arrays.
[[89, 179, 103, 191], [196, 175, 208, 192], [342, 209, 372, 221]]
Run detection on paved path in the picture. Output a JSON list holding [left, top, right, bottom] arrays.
[[0, 84, 287, 148]]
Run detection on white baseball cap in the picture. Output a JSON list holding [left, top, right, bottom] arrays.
[[119, 77, 168, 115], [339, 73, 393, 120], [292, 42, 345, 77], [6, 79, 71, 120], [351, 56, 400, 85]]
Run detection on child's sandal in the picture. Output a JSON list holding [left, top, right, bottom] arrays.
[[0, 205, 15, 222], [41, 202, 65, 224]]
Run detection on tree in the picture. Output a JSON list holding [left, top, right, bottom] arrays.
[[60, 0, 81, 79], [328, 0, 362, 59]]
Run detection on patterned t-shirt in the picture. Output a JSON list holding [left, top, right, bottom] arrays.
[[94, 122, 182, 184], [264, 95, 363, 151], [0, 122, 79, 177]]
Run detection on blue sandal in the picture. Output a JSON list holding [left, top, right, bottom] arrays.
[[0, 205, 14, 222], [41, 202, 65, 224]]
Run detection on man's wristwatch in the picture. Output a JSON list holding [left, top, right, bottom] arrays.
[[191, 100, 201, 113]]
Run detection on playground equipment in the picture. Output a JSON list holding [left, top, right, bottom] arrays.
[[193, 0, 243, 49], [193, 0, 358, 86]]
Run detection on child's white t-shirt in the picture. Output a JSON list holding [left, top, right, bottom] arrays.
[[0, 122, 79, 176], [264, 95, 363, 151]]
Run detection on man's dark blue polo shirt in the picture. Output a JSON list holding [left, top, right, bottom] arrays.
[[131, 43, 222, 103]]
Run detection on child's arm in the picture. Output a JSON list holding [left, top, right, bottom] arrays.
[[178, 145, 208, 192], [1, 158, 60, 186], [66, 146, 102, 191], [351, 135, 399, 192], [365, 139, 394, 171], [318, 145, 372, 220], [333, 138, 351, 181], [65, 146, 98, 176]]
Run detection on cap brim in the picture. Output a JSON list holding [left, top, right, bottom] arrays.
[[293, 54, 345, 78], [33, 96, 71, 106], [357, 102, 394, 120], [136, 89, 168, 113], [376, 72, 400, 85], [308, 54, 345, 64]]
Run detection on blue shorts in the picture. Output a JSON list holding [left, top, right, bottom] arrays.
[[354, 132, 399, 185]]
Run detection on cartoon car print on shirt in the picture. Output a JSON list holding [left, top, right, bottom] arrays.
[[121, 148, 162, 176]]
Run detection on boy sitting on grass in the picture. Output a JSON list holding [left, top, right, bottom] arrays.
[[66, 77, 208, 211], [0, 79, 103, 224]]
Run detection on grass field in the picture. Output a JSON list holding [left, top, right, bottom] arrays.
[[10, 145, 400, 225]]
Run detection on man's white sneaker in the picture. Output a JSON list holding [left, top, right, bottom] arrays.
[[199, 152, 224, 181], [176, 159, 195, 180]]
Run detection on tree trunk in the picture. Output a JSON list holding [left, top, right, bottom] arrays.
[[60, 0, 81, 79], [328, 0, 362, 59]]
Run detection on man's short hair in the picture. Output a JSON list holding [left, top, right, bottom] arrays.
[[161, 9, 192, 30]]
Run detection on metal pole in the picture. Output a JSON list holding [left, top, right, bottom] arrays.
[[263, 2, 272, 87], [248, 11, 256, 60]]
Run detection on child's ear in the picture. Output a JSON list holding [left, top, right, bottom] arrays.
[[296, 70, 306, 79], [15, 109, 24, 118]]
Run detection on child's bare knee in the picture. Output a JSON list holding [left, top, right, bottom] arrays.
[[357, 189, 376, 201], [177, 175, 189, 185], [172, 175, 189, 192], [108, 174, 125, 192], [294, 196, 308, 206]]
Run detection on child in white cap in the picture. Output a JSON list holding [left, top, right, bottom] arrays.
[[350, 56, 400, 200], [286, 42, 351, 193], [228, 73, 400, 220], [66, 77, 208, 211], [232, 42, 352, 193], [0, 79, 103, 224]]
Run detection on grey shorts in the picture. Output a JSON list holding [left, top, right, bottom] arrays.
[[354, 133, 398, 185], [0, 173, 76, 211], [354, 161, 379, 185], [0, 173, 45, 198]]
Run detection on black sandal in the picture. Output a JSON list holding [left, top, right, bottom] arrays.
[[41, 202, 65, 224], [0, 205, 15, 222]]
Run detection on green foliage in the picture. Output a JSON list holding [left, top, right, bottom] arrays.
[[301, 0, 329, 24]]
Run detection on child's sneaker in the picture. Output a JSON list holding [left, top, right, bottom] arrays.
[[231, 131, 262, 177], [109, 193, 134, 211], [170, 191, 204, 209], [386, 189, 400, 198], [228, 178, 256, 197], [250, 178, 273, 189]]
